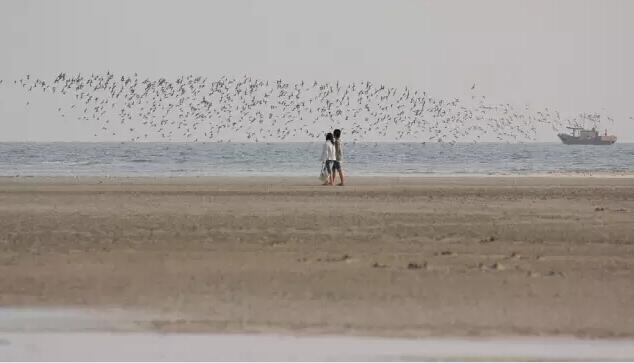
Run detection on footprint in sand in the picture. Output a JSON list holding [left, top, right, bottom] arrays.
[[492, 262, 505, 271], [406, 262, 427, 270], [547, 270, 566, 277], [435, 250, 454, 256], [478, 262, 505, 271], [317, 254, 352, 263], [479, 236, 497, 243]]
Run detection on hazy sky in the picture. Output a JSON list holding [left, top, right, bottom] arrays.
[[1, 0, 633, 142]]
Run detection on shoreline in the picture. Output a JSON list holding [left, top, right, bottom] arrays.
[[2, 173, 634, 186], [3, 171, 634, 178]]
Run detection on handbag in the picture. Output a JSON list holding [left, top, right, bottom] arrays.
[[319, 162, 329, 182]]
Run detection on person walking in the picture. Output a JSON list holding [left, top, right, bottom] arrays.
[[320, 132, 336, 186], [332, 129, 344, 186]]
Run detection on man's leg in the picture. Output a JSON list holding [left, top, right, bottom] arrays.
[[333, 161, 344, 186], [337, 169, 345, 186]]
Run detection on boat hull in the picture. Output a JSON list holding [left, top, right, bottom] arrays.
[[558, 133, 617, 145]]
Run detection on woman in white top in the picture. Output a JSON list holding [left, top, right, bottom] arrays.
[[320, 132, 336, 185]]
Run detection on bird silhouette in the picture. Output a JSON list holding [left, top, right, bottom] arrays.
[[9, 72, 601, 144]]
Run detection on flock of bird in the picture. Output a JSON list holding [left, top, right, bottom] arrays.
[[0, 72, 617, 143]]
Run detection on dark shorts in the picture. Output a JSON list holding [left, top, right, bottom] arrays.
[[324, 160, 334, 174], [332, 160, 342, 171]]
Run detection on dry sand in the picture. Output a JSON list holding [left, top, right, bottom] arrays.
[[1, 175, 633, 338]]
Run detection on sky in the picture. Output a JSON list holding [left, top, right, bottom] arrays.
[[0, 0, 633, 142]]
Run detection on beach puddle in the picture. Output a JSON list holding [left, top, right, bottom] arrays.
[[1, 308, 634, 360], [0, 307, 156, 332]]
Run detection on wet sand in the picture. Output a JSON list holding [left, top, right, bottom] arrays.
[[1, 176, 634, 339]]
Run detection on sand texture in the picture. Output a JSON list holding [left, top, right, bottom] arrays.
[[1, 176, 633, 338]]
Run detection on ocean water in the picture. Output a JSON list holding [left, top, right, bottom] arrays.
[[1, 142, 633, 177]]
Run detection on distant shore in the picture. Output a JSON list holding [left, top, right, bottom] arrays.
[[1, 176, 633, 339]]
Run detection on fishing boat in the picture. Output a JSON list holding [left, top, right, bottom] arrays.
[[558, 127, 617, 145]]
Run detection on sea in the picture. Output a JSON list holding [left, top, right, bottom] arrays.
[[1, 142, 633, 177]]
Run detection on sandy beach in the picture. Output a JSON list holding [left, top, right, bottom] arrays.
[[1, 175, 634, 340]]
